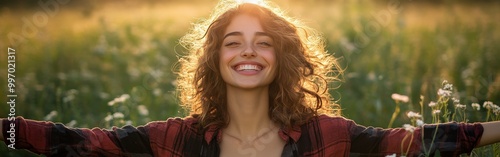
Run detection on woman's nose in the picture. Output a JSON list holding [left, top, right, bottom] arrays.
[[240, 46, 257, 57]]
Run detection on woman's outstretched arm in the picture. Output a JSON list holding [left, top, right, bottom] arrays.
[[477, 121, 500, 147], [1, 116, 201, 156], [1, 117, 154, 156]]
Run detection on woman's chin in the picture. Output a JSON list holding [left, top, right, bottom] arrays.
[[227, 82, 269, 90]]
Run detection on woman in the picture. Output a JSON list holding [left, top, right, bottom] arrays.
[[2, 1, 500, 156]]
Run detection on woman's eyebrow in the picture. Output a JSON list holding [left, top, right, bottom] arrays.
[[223, 31, 270, 40], [223, 32, 242, 40]]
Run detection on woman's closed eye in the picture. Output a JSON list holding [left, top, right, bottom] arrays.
[[257, 41, 272, 47], [224, 42, 241, 47]]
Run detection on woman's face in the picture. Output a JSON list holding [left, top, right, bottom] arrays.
[[219, 13, 276, 90]]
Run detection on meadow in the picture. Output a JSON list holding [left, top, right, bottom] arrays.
[[1, 0, 499, 156]]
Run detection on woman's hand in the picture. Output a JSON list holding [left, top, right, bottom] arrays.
[[478, 121, 500, 147]]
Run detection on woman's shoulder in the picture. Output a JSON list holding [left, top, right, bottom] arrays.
[[143, 116, 206, 153], [315, 114, 355, 125], [145, 116, 201, 134], [147, 115, 199, 126], [293, 114, 355, 148], [302, 114, 356, 132]]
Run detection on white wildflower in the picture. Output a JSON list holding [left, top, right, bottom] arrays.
[[483, 101, 493, 110], [391, 93, 409, 103], [452, 97, 460, 104], [428, 101, 437, 107], [471, 103, 480, 111], [116, 94, 130, 103], [108, 94, 131, 106], [66, 120, 77, 128], [44, 110, 58, 121], [153, 88, 162, 96], [455, 104, 466, 109], [125, 120, 133, 126], [66, 89, 79, 95], [407, 111, 422, 119], [385, 153, 396, 157], [403, 124, 416, 133], [443, 83, 453, 91], [437, 89, 452, 97], [416, 119, 424, 126], [63, 89, 79, 103], [108, 100, 116, 106], [432, 110, 441, 115], [104, 114, 113, 122], [113, 112, 125, 119], [137, 105, 149, 116], [63, 95, 75, 103], [493, 105, 500, 116]]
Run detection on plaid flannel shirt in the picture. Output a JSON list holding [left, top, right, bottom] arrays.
[[2, 115, 483, 156]]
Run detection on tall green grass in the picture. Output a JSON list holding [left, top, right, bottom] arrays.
[[1, 0, 499, 156]]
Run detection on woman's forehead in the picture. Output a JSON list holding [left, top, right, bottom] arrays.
[[224, 14, 264, 35]]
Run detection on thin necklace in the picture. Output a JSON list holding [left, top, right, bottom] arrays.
[[223, 126, 278, 146]]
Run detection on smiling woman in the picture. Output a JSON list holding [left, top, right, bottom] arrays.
[[1, 0, 500, 157], [177, 0, 341, 132], [219, 14, 276, 88]]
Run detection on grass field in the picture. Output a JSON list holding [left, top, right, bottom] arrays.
[[1, 0, 499, 156]]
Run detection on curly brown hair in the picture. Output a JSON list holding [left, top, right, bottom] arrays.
[[177, 0, 342, 129]]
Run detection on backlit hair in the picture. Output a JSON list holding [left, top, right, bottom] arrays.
[[177, 0, 342, 129]]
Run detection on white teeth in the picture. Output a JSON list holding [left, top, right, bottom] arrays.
[[236, 64, 262, 71]]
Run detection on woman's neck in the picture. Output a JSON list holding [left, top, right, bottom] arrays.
[[225, 85, 275, 137]]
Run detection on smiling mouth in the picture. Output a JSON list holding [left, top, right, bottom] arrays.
[[234, 64, 263, 71]]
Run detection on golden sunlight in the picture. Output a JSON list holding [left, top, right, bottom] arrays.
[[236, 0, 265, 5]]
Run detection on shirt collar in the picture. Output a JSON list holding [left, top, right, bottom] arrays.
[[279, 125, 302, 142], [204, 124, 219, 144]]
